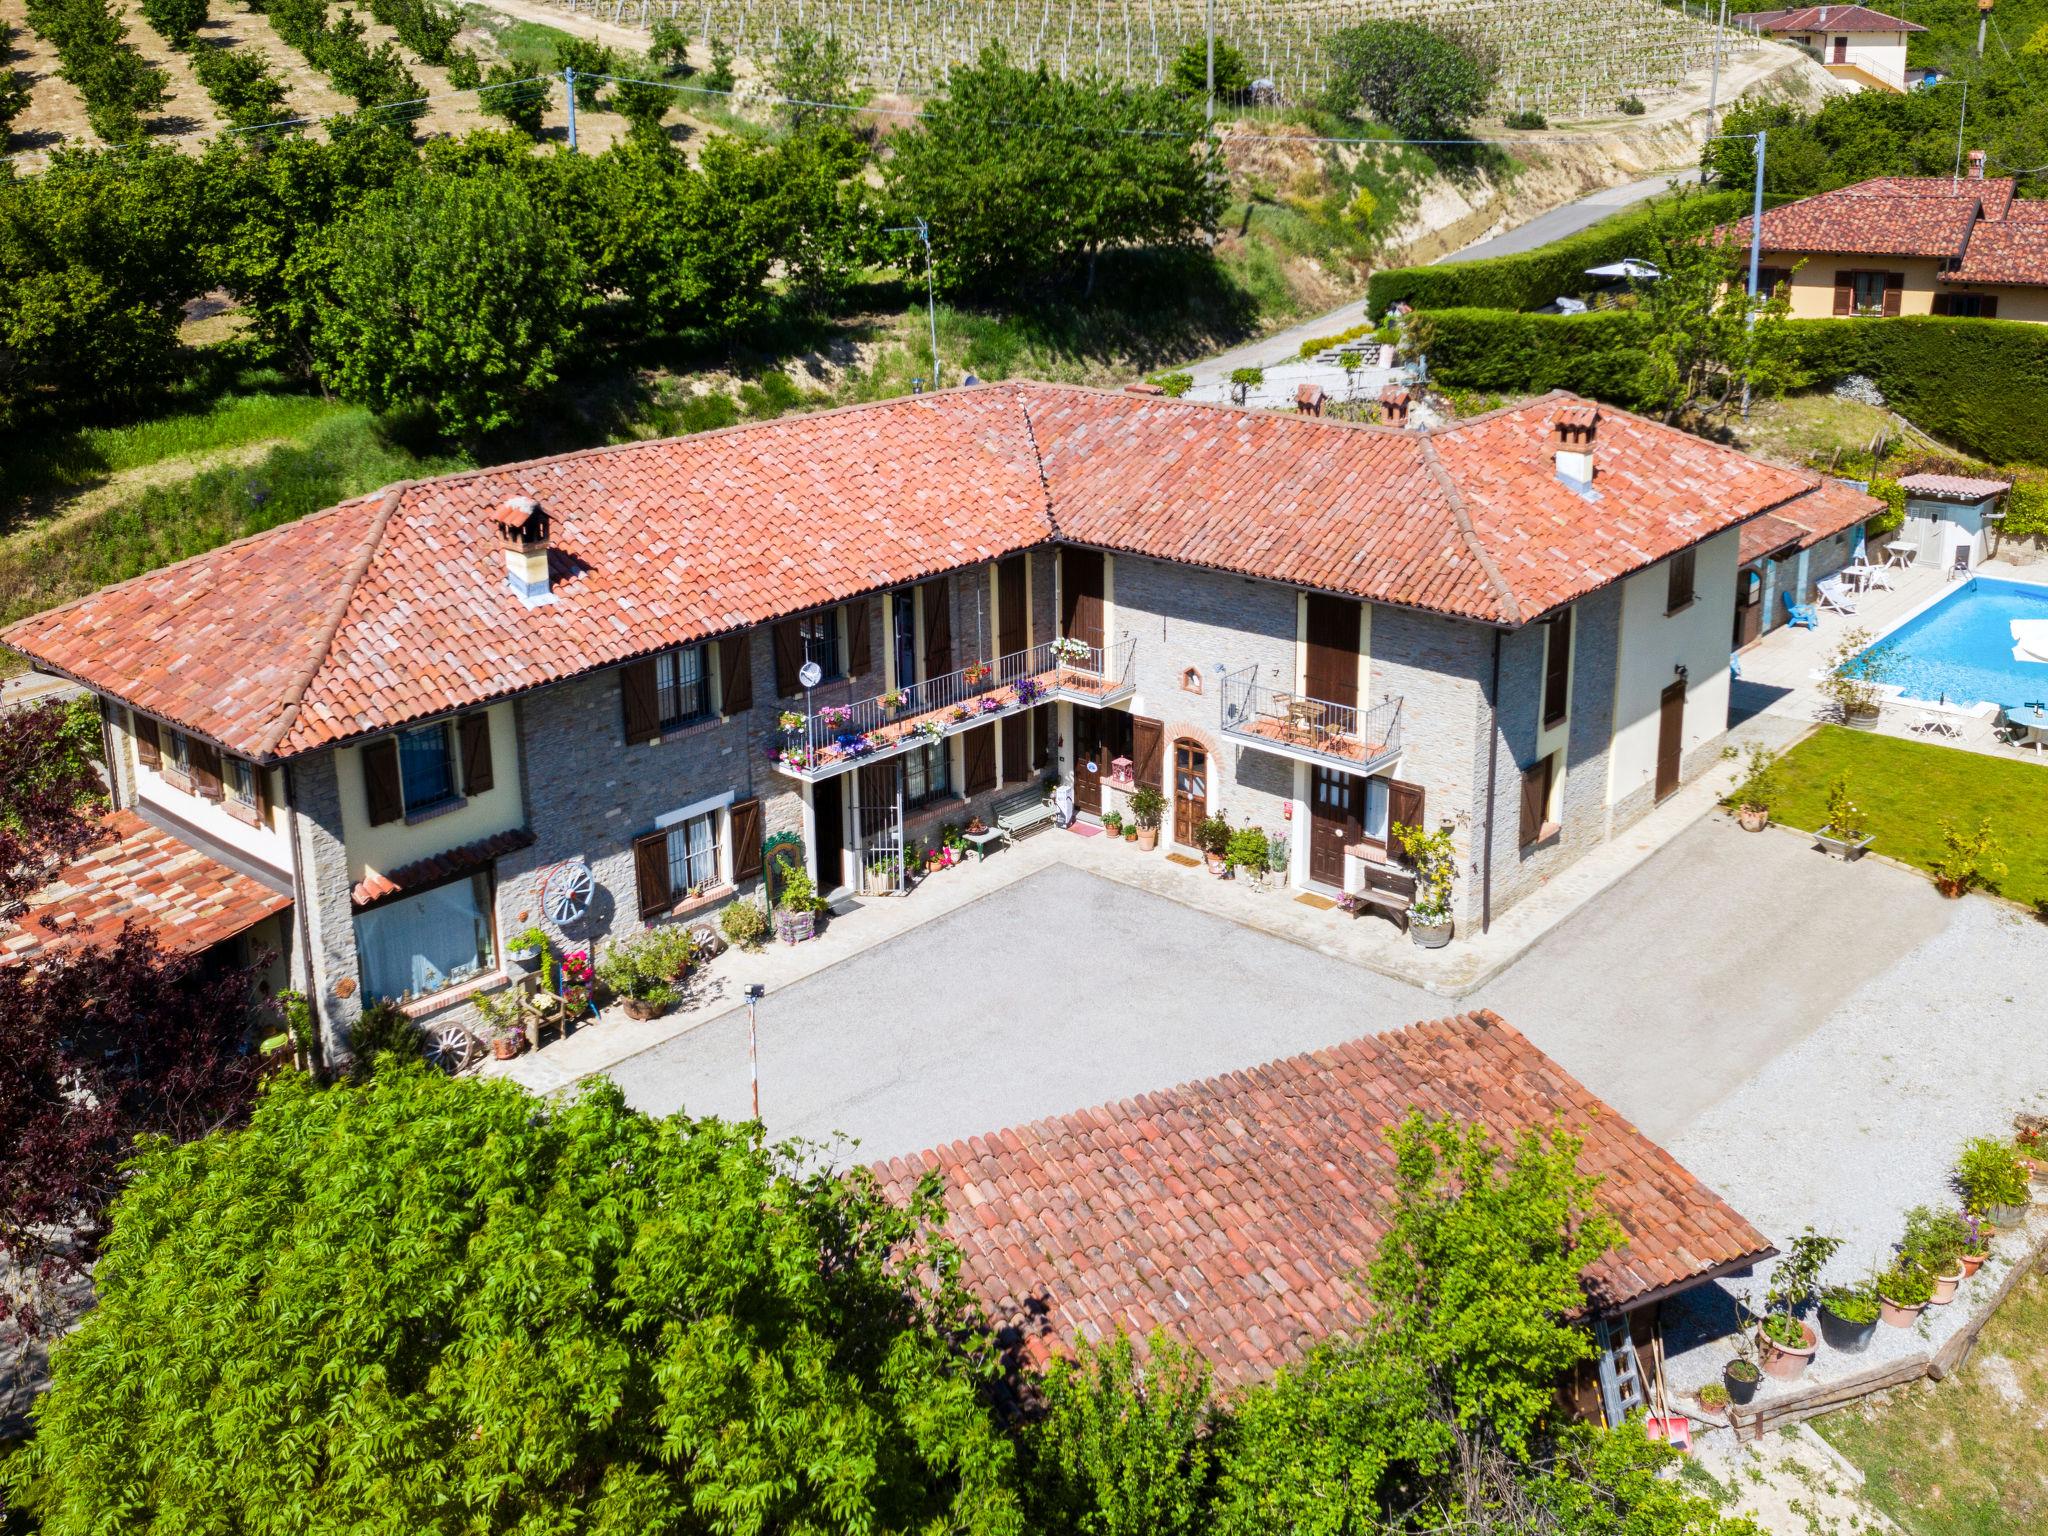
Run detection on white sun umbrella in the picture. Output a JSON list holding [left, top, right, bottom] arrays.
[[1584, 259, 1663, 280]]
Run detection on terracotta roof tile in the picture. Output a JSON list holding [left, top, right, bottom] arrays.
[[1898, 472, 2013, 500], [351, 826, 536, 907], [1945, 200, 2048, 286], [876, 1011, 1773, 1391], [1734, 6, 1925, 32], [1731, 181, 1985, 259], [2, 810, 290, 966]]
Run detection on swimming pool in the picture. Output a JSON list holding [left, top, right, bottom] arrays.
[[1858, 577, 2048, 709]]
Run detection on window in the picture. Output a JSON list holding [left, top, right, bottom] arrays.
[[354, 873, 495, 1002], [655, 645, 710, 729], [1932, 293, 1998, 318], [1519, 754, 1559, 849], [1755, 266, 1792, 298], [891, 588, 918, 690], [225, 756, 260, 811], [398, 723, 457, 812], [1542, 606, 1572, 728], [665, 809, 724, 896], [905, 741, 951, 807], [800, 609, 844, 682], [1666, 548, 1696, 614], [1363, 777, 1391, 846], [164, 729, 191, 780]]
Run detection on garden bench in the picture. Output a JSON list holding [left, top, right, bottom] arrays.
[[1349, 863, 1416, 931], [995, 786, 1056, 843]]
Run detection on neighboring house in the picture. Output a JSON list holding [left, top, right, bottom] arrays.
[[1727, 156, 2048, 323], [1734, 5, 1924, 91], [1897, 472, 2013, 571], [876, 1009, 1775, 1422], [1, 384, 1871, 1061], [1734, 477, 1883, 642]]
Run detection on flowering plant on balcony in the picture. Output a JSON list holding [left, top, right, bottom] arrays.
[[818, 705, 856, 731], [558, 949, 594, 988], [1012, 676, 1044, 706], [832, 731, 875, 759], [880, 689, 906, 711], [948, 705, 971, 723], [914, 719, 945, 741], [962, 662, 992, 686], [777, 710, 806, 733], [976, 695, 1005, 715], [1051, 636, 1090, 666]]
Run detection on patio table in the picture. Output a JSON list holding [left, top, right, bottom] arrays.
[[1884, 540, 1916, 569], [1840, 564, 1876, 591], [2002, 705, 2048, 754], [963, 827, 1004, 862]]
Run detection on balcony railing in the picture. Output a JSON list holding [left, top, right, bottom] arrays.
[[1219, 668, 1404, 773], [769, 637, 1136, 782]]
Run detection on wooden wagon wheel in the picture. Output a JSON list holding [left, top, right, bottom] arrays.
[[425, 1020, 482, 1074]]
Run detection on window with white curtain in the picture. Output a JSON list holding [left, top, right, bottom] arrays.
[[354, 873, 495, 1001], [1363, 778, 1391, 844], [665, 809, 723, 894]]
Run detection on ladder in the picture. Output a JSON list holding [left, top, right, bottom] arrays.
[[1594, 1313, 1648, 1427]]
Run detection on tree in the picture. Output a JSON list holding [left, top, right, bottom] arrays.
[[0, 695, 105, 911], [703, 34, 736, 94], [1168, 37, 1250, 103], [0, 27, 30, 139], [611, 57, 678, 147], [770, 24, 863, 133], [758, 126, 871, 311], [884, 49, 1223, 297], [552, 33, 613, 110], [1027, 1328, 1212, 1536], [1324, 21, 1496, 142], [138, 0, 206, 49], [647, 16, 692, 75], [478, 60, 548, 138], [6, 1065, 1025, 1534], [190, 41, 290, 126], [305, 168, 583, 440], [0, 923, 271, 1338]]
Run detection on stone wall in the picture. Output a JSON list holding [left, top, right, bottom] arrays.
[[286, 750, 364, 1061]]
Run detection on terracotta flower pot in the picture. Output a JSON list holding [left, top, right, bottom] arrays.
[[1959, 1251, 1987, 1278], [1879, 1294, 1926, 1328], [1736, 805, 1770, 833], [1137, 827, 1158, 851], [621, 996, 671, 1022], [1204, 852, 1227, 876], [1928, 1266, 1964, 1304], [491, 1034, 524, 1061], [1757, 1322, 1816, 1382], [1936, 877, 1967, 899]]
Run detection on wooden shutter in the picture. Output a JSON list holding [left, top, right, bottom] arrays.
[[1032, 704, 1051, 770], [633, 831, 672, 920], [1061, 548, 1105, 649], [1304, 594, 1361, 709], [730, 797, 764, 881], [997, 555, 1027, 657], [1387, 779, 1426, 864], [1881, 274, 1904, 317], [459, 712, 494, 795], [922, 577, 952, 681], [845, 599, 872, 678], [134, 715, 160, 769], [1132, 715, 1164, 789], [1832, 276, 1853, 317], [964, 723, 997, 794], [620, 659, 660, 741], [1542, 608, 1572, 728], [1519, 759, 1551, 848], [1001, 714, 1028, 783], [1666, 549, 1695, 613], [362, 738, 403, 826], [190, 741, 223, 801], [719, 631, 752, 715], [773, 620, 804, 697], [1982, 296, 1998, 319]]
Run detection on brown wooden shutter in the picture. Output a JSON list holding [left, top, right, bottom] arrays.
[[190, 741, 223, 801], [1061, 548, 1105, 649], [1881, 274, 1904, 317], [1387, 779, 1426, 864], [1542, 608, 1572, 728], [922, 577, 952, 681], [719, 632, 753, 715], [620, 659, 660, 741], [729, 797, 764, 881], [1832, 276, 1853, 317], [1131, 715, 1164, 789], [362, 738, 403, 826], [134, 715, 160, 769], [1304, 594, 1361, 709], [1000, 714, 1028, 782], [773, 621, 804, 697], [964, 723, 997, 794], [845, 599, 872, 678], [1032, 704, 1051, 770], [997, 555, 1027, 657], [458, 712, 494, 795], [633, 831, 672, 920], [1519, 759, 1551, 848], [1982, 295, 1998, 319]]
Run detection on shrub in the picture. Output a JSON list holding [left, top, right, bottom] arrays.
[[1225, 826, 1270, 873], [1901, 1205, 1970, 1273], [479, 62, 548, 138], [594, 925, 694, 1006], [719, 898, 769, 949], [345, 998, 423, 1075], [1618, 94, 1645, 115], [1931, 816, 2005, 896], [1954, 1136, 2029, 1216], [444, 49, 481, 90], [1150, 371, 1194, 397], [1722, 741, 1781, 814], [139, 0, 207, 49], [1502, 108, 1546, 129], [191, 43, 289, 126], [552, 34, 613, 109], [1193, 814, 1231, 856]]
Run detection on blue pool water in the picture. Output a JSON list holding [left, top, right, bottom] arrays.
[[1858, 577, 2048, 709]]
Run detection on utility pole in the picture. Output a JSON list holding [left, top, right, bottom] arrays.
[[1743, 129, 1766, 418], [1951, 81, 1971, 185], [564, 67, 577, 150], [887, 219, 942, 389], [744, 984, 765, 1123], [1978, 0, 1992, 56], [1206, 0, 1216, 121]]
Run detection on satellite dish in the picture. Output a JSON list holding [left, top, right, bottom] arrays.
[[798, 660, 823, 689]]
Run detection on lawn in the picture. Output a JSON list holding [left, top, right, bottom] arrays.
[[1812, 1271, 2048, 1536], [1769, 727, 2048, 909]]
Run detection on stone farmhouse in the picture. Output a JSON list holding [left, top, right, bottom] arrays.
[[2, 383, 1876, 1060]]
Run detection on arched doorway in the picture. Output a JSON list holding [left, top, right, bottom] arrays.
[[1173, 740, 1208, 846]]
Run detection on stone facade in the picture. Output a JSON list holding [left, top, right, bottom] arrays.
[[286, 749, 365, 1060]]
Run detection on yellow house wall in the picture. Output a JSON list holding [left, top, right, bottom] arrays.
[[335, 702, 525, 885], [1775, 256, 2048, 323]]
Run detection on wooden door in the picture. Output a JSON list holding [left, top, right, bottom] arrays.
[[1733, 567, 1763, 649], [1656, 681, 1685, 802], [1309, 767, 1364, 887], [1304, 594, 1361, 710], [813, 778, 846, 892], [1831, 35, 1847, 62], [997, 555, 1027, 660], [1173, 741, 1208, 846], [1072, 707, 1103, 816], [1062, 548, 1105, 651]]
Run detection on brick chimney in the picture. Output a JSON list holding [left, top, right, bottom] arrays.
[[1552, 404, 1599, 487], [1379, 385, 1411, 428], [492, 496, 553, 606], [1967, 149, 1986, 181]]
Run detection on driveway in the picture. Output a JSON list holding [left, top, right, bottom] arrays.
[[1434, 168, 1699, 264]]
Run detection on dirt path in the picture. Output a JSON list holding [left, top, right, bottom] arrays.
[[204, 3, 356, 126], [5, 12, 100, 153], [122, 5, 227, 138]]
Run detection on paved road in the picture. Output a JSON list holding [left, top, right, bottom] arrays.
[[1434, 168, 1700, 264]]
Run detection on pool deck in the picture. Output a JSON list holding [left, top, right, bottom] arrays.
[[1735, 556, 2048, 761]]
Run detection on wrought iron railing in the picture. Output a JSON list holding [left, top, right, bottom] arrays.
[[1219, 668, 1403, 768], [770, 636, 1135, 777]]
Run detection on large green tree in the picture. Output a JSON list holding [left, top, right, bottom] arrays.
[[303, 167, 582, 440], [1324, 21, 1496, 142], [885, 49, 1222, 296], [770, 24, 864, 133], [8, 1065, 1024, 1534]]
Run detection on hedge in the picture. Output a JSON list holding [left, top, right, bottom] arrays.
[[1365, 190, 1754, 317], [1420, 309, 2048, 465]]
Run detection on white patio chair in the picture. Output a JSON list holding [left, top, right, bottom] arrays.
[[1912, 712, 1963, 740], [1861, 563, 1896, 591], [1816, 576, 1858, 615]]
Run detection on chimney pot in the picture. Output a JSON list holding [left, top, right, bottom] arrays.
[[1378, 385, 1411, 428], [1966, 149, 1986, 180], [493, 496, 553, 605], [1552, 405, 1599, 487]]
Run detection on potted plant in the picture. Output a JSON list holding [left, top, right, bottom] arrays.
[[1129, 785, 1164, 851], [1122, 823, 1137, 844], [1901, 1205, 1969, 1304], [1695, 1381, 1731, 1417], [1103, 810, 1124, 838], [596, 928, 693, 1020], [1755, 1228, 1836, 1381], [773, 857, 826, 944], [1395, 821, 1457, 950], [1959, 1217, 1993, 1278], [1266, 830, 1290, 886], [1818, 1279, 1883, 1354], [2016, 1125, 2048, 1183], [1814, 774, 1874, 860], [1955, 1136, 2031, 1225], [1723, 1352, 1762, 1406], [474, 989, 526, 1060], [1877, 1261, 1934, 1327], [507, 926, 548, 975], [719, 899, 769, 952], [1051, 636, 1090, 667], [1722, 742, 1780, 833], [1930, 816, 2004, 898], [1226, 827, 1271, 888], [1819, 628, 1889, 729], [1194, 815, 1232, 875], [879, 688, 906, 714]]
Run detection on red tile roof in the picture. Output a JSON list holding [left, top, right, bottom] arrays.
[[351, 826, 536, 908], [4, 385, 1834, 759], [1734, 6, 1924, 33], [874, 1011, 1773, 1391], [1, 810, 290, 966], [1898, 472, 2012, 500], [1945, 199, 2048, 286], [1738, 512, 1807, 565], [1731, 182, 1988, 260]]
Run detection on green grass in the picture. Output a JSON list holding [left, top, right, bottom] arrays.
[[1812, 1272, 2048, 1536], [1770, 726, 2048, 908]]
